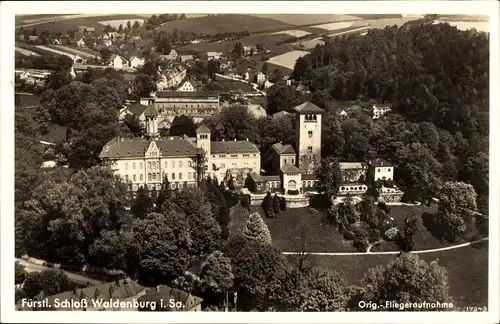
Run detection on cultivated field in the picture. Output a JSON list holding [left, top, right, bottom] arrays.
[[15, 47, 40, 57], [311, 21, 355, 31], [292, 38, 325, 50], [158, 14, 294, 35], [271, 30, 311, 37], [250, 14, 361, 25], [35, 45, 76, 59], [351, 17, 419, 29], [326, 26, 372, 39], [50, 45, 98, 58], [21, 14, 145, 33], [434, 20, 489, 33], [98, 19, 144, 29], [266, 50, 309, 70]]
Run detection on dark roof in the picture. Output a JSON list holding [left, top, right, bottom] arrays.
[[196, 125, 211, 133], [139, 286, 202, 311], [126, 103, 148, 116], [271, 142, 295, 155], [250, 171, 264, 183], [99, 137, 199, 159], [211, 140, 260, 154], [272, 111, 290, 119], [17, 278, 144, 311], [262, 175, 280, 181], [367, 158, 392, 167], [155, 91, 219, 99], [293, 101, 324, 114], [302, 174, 318, 180], [280, 164, 302, 174], [180, 55, 194, 62], [144, 104, 158, 118]]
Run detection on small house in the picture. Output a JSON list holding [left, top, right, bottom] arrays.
[[129, 56, 145, 68], [256, 72, 266, 85], [110, 54, 129, 69]]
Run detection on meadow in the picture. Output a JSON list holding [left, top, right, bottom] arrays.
[[266, 50, 309, 70]]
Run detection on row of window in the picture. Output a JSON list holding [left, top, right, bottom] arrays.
[[124, 161, 193, 170], [218, 162, 256, 169], [132, 182, 197, 192], [377, 168, 392, 172], [124, 171, 197, 182], [213, 154, 257, 158], [283, 158, 295, 165], [156, 103, 218, 108], [304, 114, 318, 121], [340, 186, 367, 191]]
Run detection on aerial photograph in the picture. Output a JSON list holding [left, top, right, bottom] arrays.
[[11, 10, 491, 314]]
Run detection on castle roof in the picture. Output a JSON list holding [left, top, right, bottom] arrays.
[[280, 164, 302, 174], [367, 158, 392, 167], [211, 140, 260, 154], [143, 103, 158, 118], [293, 101, 324, 114], [196, 125, 211, 133], [271, 142, 295, 155], [99, 137, 199, 159]]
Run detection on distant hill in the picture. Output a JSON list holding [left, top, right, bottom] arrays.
[[157, 14, 294, 35], [249, 14, 360, 26]]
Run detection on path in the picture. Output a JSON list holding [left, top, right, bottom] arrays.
[[15, 258, 104, 286], [282, 237, 488, 256], [15, 47, 40, 57]]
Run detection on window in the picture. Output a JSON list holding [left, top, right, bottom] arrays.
[[308, 131, 313, 137], [307, 146, 313, 153], [156, 161, 160, 169], [308, 181, 312, 187], [172, 173, 175, 180], [292, 159, 295, 164], [179, 173, 182, 180], [148, 162, 151, 169], [188, 172, 191, 180], [125, 163, 128, 170], [303, 181, 306, 188], [284, 159, 287, 164], [378, 169, 381, 172], [132, 163, 136, 169], [231, 154, 237, 158], [148, 173, 151, 181], [125, 175, 129, 181], [140, 174, 143, 181], [172, 161, 176, 168], [188, 161, 192, 167], [152, 173, 156, 180], [341, 187, 345, 191], [133, 175, 136, 181], [193, 171, 197, 180]]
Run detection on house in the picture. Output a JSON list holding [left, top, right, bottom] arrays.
[[243, 71, 250, 81], [180, 55, 194, 63], [338, 162, 369, 195], [247, 104, 267, 119], [53, 38, 62, 45], [28, 35, 39, 42], [339, 110, 348, 117], [129, 56, 145, 69], [156, 65, 187, 90], [100, 33, 110, 40], [283, 75, 292, 86], [207, 52, 223, 60], [119, 103, 149, 124], [243, 46, 257, 56], [159, 49, 179, 61], [76, 37, 85, 48], [176, 78, 201, 92], [372, 104, 391, 119], [264, 80, 274, 89], [109, 54, 129, 69], [256, 72, 266, 85]]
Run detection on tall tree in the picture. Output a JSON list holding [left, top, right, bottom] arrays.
[[131, 186, 154, 219], [23, 269, 71, 299], [15, 262, 26, 285], [198, 251, 234, 307], [168, 115, 197, 137], [243, 212, 272, 245], [315, 157, 341, 199]]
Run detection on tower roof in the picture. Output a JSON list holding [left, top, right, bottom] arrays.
[[293, 101, 324, 114], [196, 125, 211, 134], [144, 103, 158, 118]]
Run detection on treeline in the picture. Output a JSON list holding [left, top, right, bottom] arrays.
[[276, 33, 327, 46], [143, 13, 187, 30]]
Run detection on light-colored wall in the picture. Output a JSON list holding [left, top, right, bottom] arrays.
[[279, 154, 296, 168], [210, 152, 260, 181], [282, 173, 302, 192], [177, 81, 195, 92], [295, 113, 322, 173], [338, 183, 368, 195], [373, 166, 393, 181]]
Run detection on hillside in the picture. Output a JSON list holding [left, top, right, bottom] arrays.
[[249, 14, 360, 26], [158, 14, 294, 35]]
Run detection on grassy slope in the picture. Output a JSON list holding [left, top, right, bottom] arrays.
[[249, 14, 361, 25], [158, 14, 294, 35], [24, 15, 144, 33]]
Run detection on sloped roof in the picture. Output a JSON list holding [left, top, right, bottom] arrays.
[[196, 125, 211, 133], [272, 111, 290, 119], [211, 140, 260, 154], [339, 162, 368, 169], [271, 142, 295, 155], [280, 164, 302, 174], [293, 101, 324, 114], [143, 104, 158, 118], [250, 171, 264, 182], [180, 55, 194, 62], [367, 158, 392, 167], [99, 137, 199, 159], [126, 103, 148, 116], [155, 91, 219, 98]]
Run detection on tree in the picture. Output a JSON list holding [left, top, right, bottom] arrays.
[[266, 84, 309, 115], [205, 105, 260, 142], [227, 176, 235, 191], [168, 115, 197, 137], [23, 269, 71, 299], [15, 262, 26, 285], [131, 186, 154, 219], [359, 253, 453, 310], [398, 213, 418, 252], [261, 192, 274, 218], [198, 251, 234, 306], [132, 73, 157, 100], [100, 47, 113, 62], [126, 21, 132, 29], [47, 55, 74, 90], [132, 20, 141, 29], [103, 24, 114, 33], [299, 269, 350, 311], [243, 212, 272, 245], [88, 230, 134, 271], [232, 42, 244, 57], [316, 157, 341, 199], [272, 194, 281, 214], [155, 177, 172, 211], [123, 114, 144, 137], [118, 24, 124, 32], [155, 31, 172, 55]]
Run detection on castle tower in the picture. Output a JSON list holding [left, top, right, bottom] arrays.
[[144, 99, 159, 138], [293, 102, 324, 174], [195, 124, 211, 177]]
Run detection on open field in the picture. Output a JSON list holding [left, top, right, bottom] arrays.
[[49, 45, 99, 58], [158, 14, 294, 35], [35, 45, 76, 59], [307, 243, 488, 308], [17, 45, 61, 58], [15, 47, 40, 57], [351, 14, 404, 19], [326, 26, 372, 39], [434, 20, 489, 33], [292, 38, 325, 50], [311, 21, 355, 31], [271, 30, 311, 37], [351, 17, 419, 29], [250, 14, 361, 25], [15, 94, 40, 108], [266, 50, 309, 70], [215, 76, 258, 93], [21, 14, 145, 33], [98, 19, 144, 29], [438, 15, 489, 22]]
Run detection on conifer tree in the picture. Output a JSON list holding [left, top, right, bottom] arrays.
[[243, 212, 272, 245], [272, 193, 281, 214]]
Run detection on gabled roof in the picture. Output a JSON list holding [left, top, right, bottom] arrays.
[[293, 101, 324, 114], [211, 140, 260, 154], [250, 171, 264, 183], [271, 142, 295, 155], [280, 164, 302, 174], [339, 162, 368, 170], [100, 137, 199, 159], [143, 103, 158, 118], [367, 158, 392, 167], [196, 125, 211, 133], [126, 103, 148, 116], [272, 111, 290, 119]]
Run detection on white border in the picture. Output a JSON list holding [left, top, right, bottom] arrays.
[[1, 1, 499, 323]]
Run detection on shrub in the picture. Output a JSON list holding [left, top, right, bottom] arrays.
[[288, 189, 299, 195], [353, 238, 370, 252], [351, 222, 369, 240], [384, 227, 399, 241], [240, 194, 250, 208], [368, 228, 383, 243], [279, 197, 287, 210], [343, 229, 356, 241]]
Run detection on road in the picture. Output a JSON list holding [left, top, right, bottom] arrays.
[[15, 258, 104, 286]]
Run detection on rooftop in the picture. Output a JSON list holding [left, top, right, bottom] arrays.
[[367, 158, 392, 167], [99, 137, 199, 159], [196, 124, 211, 133], [271, 142, 295, 155], [125, 103, 148, 116], [155, 91, 219, 99], [211, 140, 260, 154], [280, 164, 302, 174], [293, 101, 324, 114], [339, 162, 368, 170], [143, 103, 158, 118]]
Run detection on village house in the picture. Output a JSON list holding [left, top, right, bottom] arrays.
[[283, 75, 292, 86], [102, 39, 112, 47], [129, 56, 145, 69], [109, 54, 129, 69], [207, 52, 223, 60], [76, 36, 85, 48], [119, 103, 149, 125], [52, 38, 62, 45], [156, 65, 187, 90], [256, 72, 266, 85], [160, 49, 179, 61], [372, 104, 392, 119], [176, 78, 200, 92]]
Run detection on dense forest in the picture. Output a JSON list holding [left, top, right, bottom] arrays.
[[282, 23, 488, 213]]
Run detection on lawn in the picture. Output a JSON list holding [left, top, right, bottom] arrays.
[[266, 50, 309, 70], [25, 15, 145, 33], [158, 14, 294, 35], [15, 94, 40, 108], [215, 76, 258, 93], [306, 242, 489, 308]]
